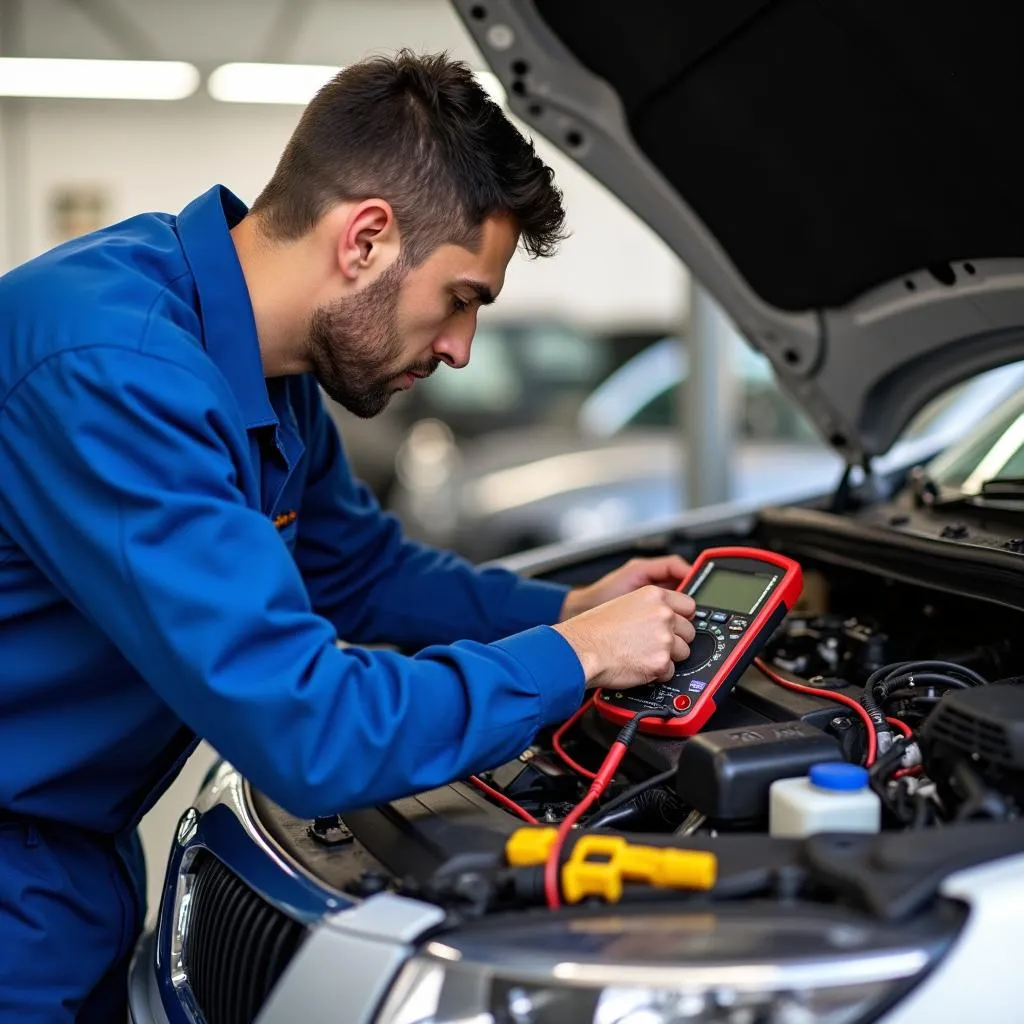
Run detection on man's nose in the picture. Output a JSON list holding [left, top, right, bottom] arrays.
[[433, 324, 474, 369]]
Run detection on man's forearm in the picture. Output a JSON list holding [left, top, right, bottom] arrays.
[[311, 534, 573, 648]]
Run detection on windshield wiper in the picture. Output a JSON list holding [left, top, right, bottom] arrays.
[[978, 476, 1024, 500]]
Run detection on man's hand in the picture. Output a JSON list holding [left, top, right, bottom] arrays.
[[559, 555, 691, 621], [553, 585, 697, 690]]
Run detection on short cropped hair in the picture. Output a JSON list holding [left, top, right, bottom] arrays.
[[250, 49, 567, 264]]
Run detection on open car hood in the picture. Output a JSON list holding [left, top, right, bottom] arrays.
[[453, 0, 1024, 464]]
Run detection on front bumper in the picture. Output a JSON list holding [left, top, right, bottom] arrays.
[[130, 761, 1024, 1024], [128, 931, 170, 1024]]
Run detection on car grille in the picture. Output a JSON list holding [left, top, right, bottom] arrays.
[[183, 852, 307, 1024]]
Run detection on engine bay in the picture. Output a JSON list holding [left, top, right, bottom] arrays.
[[248, 504, 1024, 925]]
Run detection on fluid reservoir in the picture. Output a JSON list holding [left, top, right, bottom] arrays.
[[769, 761, 881, 838]]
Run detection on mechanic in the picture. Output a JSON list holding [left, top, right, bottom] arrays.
[[0, 51, 696, 1021]]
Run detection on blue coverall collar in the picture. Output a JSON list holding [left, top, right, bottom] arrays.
[[176, 185, 278, 431]]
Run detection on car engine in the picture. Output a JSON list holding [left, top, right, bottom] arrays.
[[247, 504, 1024, 927]]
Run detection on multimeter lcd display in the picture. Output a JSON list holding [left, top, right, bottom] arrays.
[[691, 567, 774, 614]]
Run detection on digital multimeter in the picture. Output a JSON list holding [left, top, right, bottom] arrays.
[[595, 547, 803, 737]]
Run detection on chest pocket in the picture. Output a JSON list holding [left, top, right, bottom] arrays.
[[258, 377, 310, 553]]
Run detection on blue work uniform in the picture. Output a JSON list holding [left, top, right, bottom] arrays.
[[0, 185, 585, 1022]]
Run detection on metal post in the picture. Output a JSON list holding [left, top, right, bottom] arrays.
[[682, 281, 737, 508]]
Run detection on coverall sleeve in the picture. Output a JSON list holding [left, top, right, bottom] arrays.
[[292, 380, 571, 649], [0, 347, 585, 817]]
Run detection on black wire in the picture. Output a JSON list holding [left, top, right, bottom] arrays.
[[864, 662, 989, 734], [876, 674, 972, 700], [884, 689, 942, 707], [584, 767, 677, 828], [866, 660, 988, 694], [912, 792, 934, 829], [579, 709, 681, 829]]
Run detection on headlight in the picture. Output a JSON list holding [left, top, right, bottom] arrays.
[[375, 906, 955, 1024], [395, 419, 461, 542], [396, 419, 459, 493]]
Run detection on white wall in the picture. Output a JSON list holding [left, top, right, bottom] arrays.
[[5, 95, 687, 329], [1, 0, 688, 328]]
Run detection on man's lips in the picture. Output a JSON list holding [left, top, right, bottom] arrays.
[[405, 366, 436, 382], [396, 363, 438, 388]]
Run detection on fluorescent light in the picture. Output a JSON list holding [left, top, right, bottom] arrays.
[[208, 63, 340, 105], [208, 62, 507, 107], [0, 57, 199, 100]]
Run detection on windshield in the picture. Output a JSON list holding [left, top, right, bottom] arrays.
[[929, 386, 1024, 493], [579, 341, 1024, 456]]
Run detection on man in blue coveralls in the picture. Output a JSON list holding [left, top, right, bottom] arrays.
[[0, 51, 697, 1020]]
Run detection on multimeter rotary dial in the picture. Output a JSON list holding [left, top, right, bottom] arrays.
[[674, 625, 725, 678]]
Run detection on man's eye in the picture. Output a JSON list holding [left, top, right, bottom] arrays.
[[451, 296, 469, 314]]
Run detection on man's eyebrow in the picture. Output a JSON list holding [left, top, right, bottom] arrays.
[[459, 279, 495, 305]]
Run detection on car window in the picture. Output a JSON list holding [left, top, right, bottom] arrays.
[[605, 344, 1024, 455], [624, 377, 819, 440], [627, 385, 677, 428], [929, 390, 1024, 490], [900, 384, 968, 438], [418, 327, 523, 412], [983, 430, 1024, 482], [519, 325, 603, 381], [414, 323, 615, 426], [613, 341, 819, 442]]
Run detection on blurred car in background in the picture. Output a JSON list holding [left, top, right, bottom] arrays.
[[389, 336, 1024, 562], [324, 320, 658, 501]]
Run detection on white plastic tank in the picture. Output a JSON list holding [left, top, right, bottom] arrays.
[[769, 762, 881, 839]]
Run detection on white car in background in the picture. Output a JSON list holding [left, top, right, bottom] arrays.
[[325, 321, 658, 502], [391, 334, 1024, 562]]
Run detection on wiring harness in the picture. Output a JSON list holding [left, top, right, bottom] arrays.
[[465, 654, 998, 901], [862, 659, 988, 747]]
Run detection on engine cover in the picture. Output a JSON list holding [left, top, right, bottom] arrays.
[[583, 664, 861, 775]]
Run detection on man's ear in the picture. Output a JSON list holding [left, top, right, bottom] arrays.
[[335, 199, 397, 282]]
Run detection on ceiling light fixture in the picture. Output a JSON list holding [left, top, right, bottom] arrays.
[[0, 57, 199, 100], [207, 62, 340, 105], [207, 62, 507, 107]]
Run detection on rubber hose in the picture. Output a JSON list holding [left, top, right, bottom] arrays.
[[587, 787, 680, 831]]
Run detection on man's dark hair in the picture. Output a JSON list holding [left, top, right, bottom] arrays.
[[251, 50, 567, 265]]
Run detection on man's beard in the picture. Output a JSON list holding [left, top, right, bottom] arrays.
[[307, 260, 438, 418]]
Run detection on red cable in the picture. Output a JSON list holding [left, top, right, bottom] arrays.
[[544, 663, 900, 908], [542, 791, 598, 910], [887, 716, 913, 739], [468, 775, 538, 825], [884, 719, 919, 780], [544, 738, 629, 909], [753, 657, 878, 766], [552, 695, 599, 780]]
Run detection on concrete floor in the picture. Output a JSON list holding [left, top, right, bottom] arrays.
[[137, 742, 219, 928]]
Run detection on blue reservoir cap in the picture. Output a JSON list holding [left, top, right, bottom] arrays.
[[809, 762, 869, 791]]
